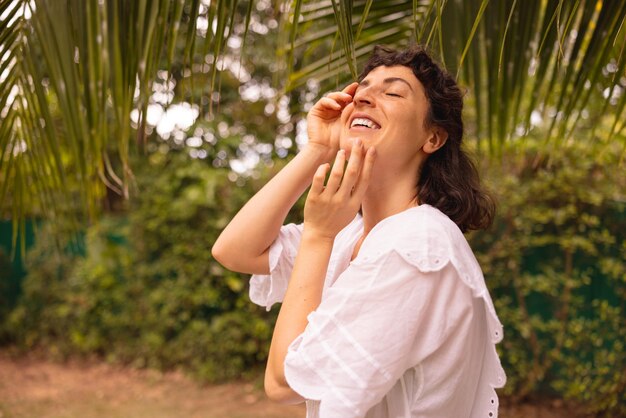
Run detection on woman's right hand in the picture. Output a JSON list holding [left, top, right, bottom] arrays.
[[306, 82, 358, 162]]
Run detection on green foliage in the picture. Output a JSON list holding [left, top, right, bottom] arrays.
[[7, 152, 281, 381], [0, 248, 15, 341], [4, 139, 625, 415], [471, 140, 626, 416]]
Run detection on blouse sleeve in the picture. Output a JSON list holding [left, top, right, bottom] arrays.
[[283, 244, 475, 417], [249, 223, 303, 311]]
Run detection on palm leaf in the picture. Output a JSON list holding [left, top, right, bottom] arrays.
[[280, 0, 626, 152], [2, 0, 625, 251], [0, 0, 194, 247]]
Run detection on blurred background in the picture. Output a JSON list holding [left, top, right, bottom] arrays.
[[0, 0, 625, 417]]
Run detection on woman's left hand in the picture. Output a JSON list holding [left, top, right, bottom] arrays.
[[303, 139, 376, 240]]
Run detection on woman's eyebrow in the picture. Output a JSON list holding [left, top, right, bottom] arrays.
[[358, 77, 414, 91], [383, 77, 413, 90]]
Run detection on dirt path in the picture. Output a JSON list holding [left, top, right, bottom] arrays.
[[0, 351, 591, 418], [0, 352, 305, 418]]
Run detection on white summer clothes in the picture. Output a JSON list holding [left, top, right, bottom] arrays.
[[249, 204, 506, 418]]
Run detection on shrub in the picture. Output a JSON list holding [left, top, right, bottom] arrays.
[[7, 152, 283, 381], [4, 141, 625, 415], [471, 140, 626, 416]]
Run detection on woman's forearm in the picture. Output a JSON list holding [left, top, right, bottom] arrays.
[[264, 229, 334, 403], [263, 142, 374, 403], [211, 144, 329, 274]]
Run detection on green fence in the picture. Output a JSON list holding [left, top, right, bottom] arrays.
[[0, 220, 36, 312]]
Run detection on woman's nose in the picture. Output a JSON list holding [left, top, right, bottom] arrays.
[[353, 87, 375, 106]]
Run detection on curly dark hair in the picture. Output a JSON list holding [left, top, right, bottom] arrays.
[[358, 45, 495, 232]]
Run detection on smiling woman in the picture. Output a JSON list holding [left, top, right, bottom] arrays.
[[212, 45, 505, 418]]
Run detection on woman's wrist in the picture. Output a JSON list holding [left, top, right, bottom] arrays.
[[301, 142, 335, 164], [301, 224, 337, 245]]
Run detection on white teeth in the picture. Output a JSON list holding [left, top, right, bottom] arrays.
[[351, 117, 380, 129]]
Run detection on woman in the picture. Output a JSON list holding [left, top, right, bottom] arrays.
[[212, 45, 506, 418]]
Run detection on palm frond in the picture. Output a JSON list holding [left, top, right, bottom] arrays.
[[281, 0, 626, 151], [0, 0, 190, 245], [2, 0, 625, 252]]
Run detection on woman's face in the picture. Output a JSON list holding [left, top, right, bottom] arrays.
[[339, 65, 435, 168]]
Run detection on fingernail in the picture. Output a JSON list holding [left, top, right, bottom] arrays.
[[354, 138, 361, 146]]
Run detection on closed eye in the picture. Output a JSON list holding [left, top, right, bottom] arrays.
[[386, 93, 402, 97]]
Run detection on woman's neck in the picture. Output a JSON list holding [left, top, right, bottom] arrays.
[[360, 171, 419, 235]]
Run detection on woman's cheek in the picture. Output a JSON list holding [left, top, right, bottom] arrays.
[[338, 104, 360, 155]]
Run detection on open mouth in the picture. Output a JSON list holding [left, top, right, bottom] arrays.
[[350, 117, 381, 129]]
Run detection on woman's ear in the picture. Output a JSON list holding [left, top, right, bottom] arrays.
[[423, 126, 448, 154]]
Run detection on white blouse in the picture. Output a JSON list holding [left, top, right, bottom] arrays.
[[250, 204, 506, 418]]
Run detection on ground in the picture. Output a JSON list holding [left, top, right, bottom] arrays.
[[0, 351, 593, 418]]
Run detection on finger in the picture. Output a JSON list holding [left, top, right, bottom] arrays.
[[324, 90, 352, 100], [310, 163, 329, 195], [316, 97, 342, 111], [352, 147, 376, 199], [325, 149, 346, 192], [342, 82, 359, 97], [338, 138, 364, 196], [321, 82, 358, 104], [325, 91, 353, 105]]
